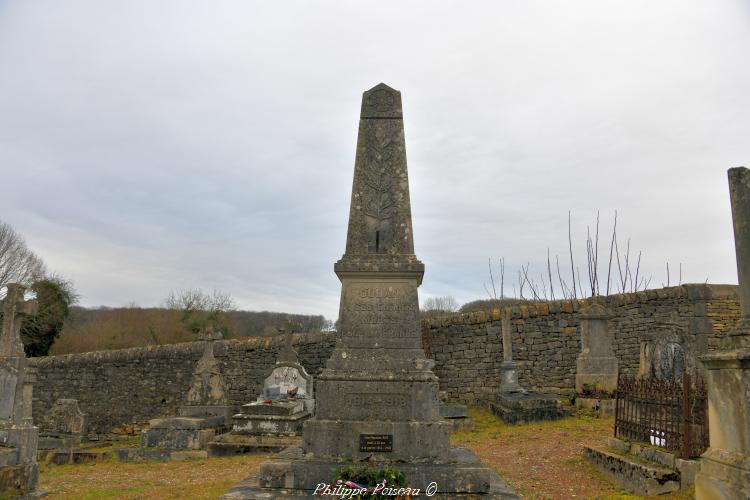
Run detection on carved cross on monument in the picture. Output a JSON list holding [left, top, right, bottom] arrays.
[[497, 309, 523, 393], [185, 326, 227, 406], [1, 284, 37, 360], [278, 328, 299, 364]]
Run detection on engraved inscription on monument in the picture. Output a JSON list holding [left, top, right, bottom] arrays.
[[340, 281, 419, 341], [359, 434, 393, 453]]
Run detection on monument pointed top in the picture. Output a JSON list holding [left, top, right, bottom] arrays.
[[361, 83, 402, 119]]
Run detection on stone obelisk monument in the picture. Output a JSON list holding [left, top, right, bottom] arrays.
[[223, 84, 516, 498], [695, 167, 750, 499]]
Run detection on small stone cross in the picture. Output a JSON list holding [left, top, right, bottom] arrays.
[[1, 284, 37, 358], [278, 328, 299, 364], [198, 326, 223, 343]]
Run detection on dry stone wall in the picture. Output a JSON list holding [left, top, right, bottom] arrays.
[[421, 284, 740, 405], [28, 285, 740, 434], [28, 332, 335, 435]]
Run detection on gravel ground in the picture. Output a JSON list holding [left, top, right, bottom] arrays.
[[34, 408, 695, 499]]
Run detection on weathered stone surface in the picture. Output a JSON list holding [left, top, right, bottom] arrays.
[[208, 434, 301, 456], [439, 403, 468, 419], [695, 167, 750, 499], [40, 398, 86, 437], [421, 283, 738, 405], [29, 332, 335, 436], [185, 329, 227, 407], [576, 302, 618, 394], [0, 284, 40, 494], [260, 362, 314, 413], [140, 426, 215, 450], [728, 167, 750, 320], [25, 283, 743, 435], [140, 329, 233, 450], [488, 392, 568, 425], [304, 83, 451, 465], [226, 84, 514, 498], [240, 401, 303, 417], [232, 412, 309, 437], [585, 446, 680, 495]]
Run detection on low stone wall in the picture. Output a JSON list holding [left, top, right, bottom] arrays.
[[28, 284, 740, 434], [28, 332, 336, 435], [421, 284, 739, 404]]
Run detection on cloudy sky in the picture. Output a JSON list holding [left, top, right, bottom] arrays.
[[1, 1, 749, 320]]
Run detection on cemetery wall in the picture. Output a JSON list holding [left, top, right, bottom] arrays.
[[28, 284, 739, 434], [421, 284, 740, 405], [28, 332, 336, 435]]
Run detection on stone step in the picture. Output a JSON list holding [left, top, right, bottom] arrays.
[[221, 467, 519, 499], [207, 434, 302, 456], [115, 448, 207, 462], [39, 449, 112, 465], [584, 445, 680, 496]]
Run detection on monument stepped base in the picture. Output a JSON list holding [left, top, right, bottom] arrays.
[[488, 392, 569, 425], [208, 434, 302, 456], [221, 446, 518, 499]]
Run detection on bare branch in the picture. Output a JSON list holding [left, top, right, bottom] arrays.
[[568, 211, 576, 299]]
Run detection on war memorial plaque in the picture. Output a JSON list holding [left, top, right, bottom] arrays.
[[359, 434, 393, 453], [223, 84, 518, 499]]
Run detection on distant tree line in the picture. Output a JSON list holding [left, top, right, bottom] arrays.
[[51, 290, 334, 355]]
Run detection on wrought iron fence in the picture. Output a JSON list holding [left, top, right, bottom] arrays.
[[614, 373, 709, 458]]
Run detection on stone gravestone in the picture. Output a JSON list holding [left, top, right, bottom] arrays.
[[223, 84, 517, 499], [0, 284, 40, 494], [38, 398, 87, 450], [575, 302, 618, 416], [141, 327, 231, 450], [209, 329, 314, 456], [695, 167, 750, 499], [638, 312, 687, 381], [487, 308, 568, 424]]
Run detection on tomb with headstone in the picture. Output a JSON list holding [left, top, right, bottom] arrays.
[[638, 312, 689, 381], [38, 398, 87, 451], [140, 327, 231, 450], [487, 310, 568, 424], [575, 302, 618, 417], [222, 84, 517, 498], [0, 284, 41, 493], [695, 167, 750, 498], [209, 329, 313, 456]]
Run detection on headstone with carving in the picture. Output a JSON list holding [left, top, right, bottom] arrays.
[[223, 84, 517, 498], [638, 312, 689, 381], [141, 327, 231, 450], [38, 398, 87, 450], [230, 329, 314, 436], [695, 167, 750, 498], [0, 284, 40, 493], [487, 308, 569, 424]]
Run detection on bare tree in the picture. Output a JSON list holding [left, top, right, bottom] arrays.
[[163, 288, 235, 312], [0, 220, 47, 287], [421, 296, 459, 317], [568, 211, 576, 299]]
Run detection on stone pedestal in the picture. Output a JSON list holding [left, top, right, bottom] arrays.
[[224, 84, 516, 498], [489, 392, 569, 425], [141, 328, 231, 450], [0, 284, 40, 495], [695, 167, 750, 498], [695, 343, 750, 498]]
